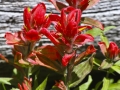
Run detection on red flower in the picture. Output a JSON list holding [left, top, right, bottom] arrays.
[[18, 77, 32, 90], [98, 42, 119, 60], [62, 52, 75, 66], [23, 3, 49, 31], [31, 3, 46, 27], [25, 29, 41, 41], [23, 7, 31, 30], [40, 8, 94, 53]]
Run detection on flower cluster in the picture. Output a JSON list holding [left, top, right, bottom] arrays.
[[1, 0, 120, 90]]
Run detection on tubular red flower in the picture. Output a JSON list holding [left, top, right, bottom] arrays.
[[99, 42, 119, 60], [23, 7, 31, 30], [32, 3, 46, 27], [85, 45, 96, 56], [40, 28, 60, 45]]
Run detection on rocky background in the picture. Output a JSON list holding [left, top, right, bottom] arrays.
[[0, 0, 120, 57]]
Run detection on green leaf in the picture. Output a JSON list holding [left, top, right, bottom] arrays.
[[104, 26, 116, 33], [69, 55, 94, 88], [86, 28, 103, 37], [101, 77, 110, 90], [81, 17, 104, 30], [10, 88, 19, 90], [75, 75, 92, 90], [51, 86, 60, 90], [114, 60, 120, 66], [99, 59, 113, 70], [108, 83, 120, 90], [100, 33, 109, 47], [0, 78, 13, 85], [111, 65, 120, 74], [36, 77, 48, 90], [94, 81, 103, 90]]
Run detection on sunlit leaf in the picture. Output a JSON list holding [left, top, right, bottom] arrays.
[[111, 65, 120, 74], [101, 77, 110, 90], [108, 83, 120, 90], [86, 28, 102, 37], [99, 59, 113, 70], [0, 78, 13, 85], [104, 26, 116, 33]]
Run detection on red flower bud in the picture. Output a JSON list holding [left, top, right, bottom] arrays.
[[107, 42, 119, 59]]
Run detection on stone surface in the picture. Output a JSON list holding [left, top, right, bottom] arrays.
[[0, 0, 120, 56]]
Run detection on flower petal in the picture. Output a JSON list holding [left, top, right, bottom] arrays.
[[25, 29, 40, 41], [74, 34, 94, 45], [32, 3, 46, 26], [23, 7, 31, 30], [62, 52, 75, 67]]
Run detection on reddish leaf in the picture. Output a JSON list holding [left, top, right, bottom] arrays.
[[98, 42, 107, 57], [5, 32, 21, 45], [81, 17, 104, 30], [37, 45, 61, 61], [49, 0, 67, 11], [36, 51, 64, 73], [75, 45, 96, 65], [87, 0, 100, 9]]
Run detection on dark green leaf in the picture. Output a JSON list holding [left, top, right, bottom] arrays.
[[36, 77, 48, 90], [74, 75, 92, 90]]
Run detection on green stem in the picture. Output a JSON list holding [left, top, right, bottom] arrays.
[[2, 83, 6, 90]]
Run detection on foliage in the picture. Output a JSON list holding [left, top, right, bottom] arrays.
[[0, 0, 120, 90]]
